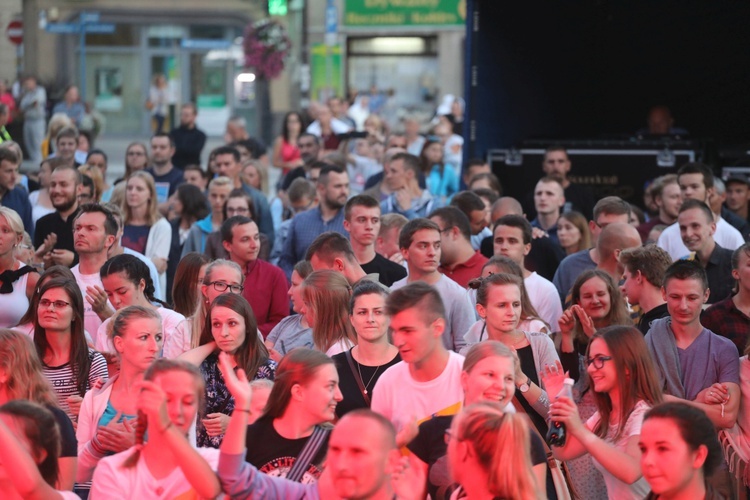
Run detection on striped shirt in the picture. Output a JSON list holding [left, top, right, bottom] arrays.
[[43, 348, 108, 420]]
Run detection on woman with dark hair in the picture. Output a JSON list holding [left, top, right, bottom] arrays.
[[551, 325, 663, 499], [558, 211, 592, 255], [265, 260, 314, 360], [181, 293, 275, 448], [34, 277, 109, 421], [171, 252, 210, 318], [420, 135, 459, 203], [272, 111, 304, 174], [14, 265, 77, 337], [167, 184, 209, 301]]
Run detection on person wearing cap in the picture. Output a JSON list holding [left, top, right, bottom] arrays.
[[725, 174, 750, 222]]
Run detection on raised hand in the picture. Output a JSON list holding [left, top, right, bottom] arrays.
[[572, 304, 596, 337], [541, 360, 568, 398], [135, 380, 170, 432]]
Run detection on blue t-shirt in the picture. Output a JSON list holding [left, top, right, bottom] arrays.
[[98, 400, 137, 427], [678, 328, 740, 401], [122, 224, 150, 255]]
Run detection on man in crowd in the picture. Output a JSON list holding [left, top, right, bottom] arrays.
[[710, 178, 750, 240], [594, 222, 642, 280], [19, 75, 46, 164], [461, 158, 491, 189], [524, 147, 595, 219], [724, 174, 750, 223], [182, 176, 233, 257], [429, 206, 487, 288], [279, 164, 349, 279], [619, 245, 673, 335], [306, 231, 383, 288], [531, 176, 566, 246], [376, 213, 408, 265], [450, 191, 491, 251], [344, 194, 406, 287], [146, 133, 184, 209], [35, 165, 83, 267], [222, 215, 288, 338], [677, 199, 734, 304], [645, 260, 739, 429], [170, 102, 207, 169], [280, 133, 322, 192], [637, 174, 682, 241], [270, 178, 317, 265], [703, 243, 750, 353], [0, 148, 32, 234], [53, 127, 79, 167], [391, 218, 473, 352], [381, 153, 440, 219]]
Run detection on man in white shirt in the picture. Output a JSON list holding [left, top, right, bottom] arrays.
[[371, 281, 465, 433], [658, 162, 744, 260]]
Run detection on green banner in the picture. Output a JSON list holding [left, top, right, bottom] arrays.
[[343, 0, 466, 27], [310, 44, 343, 102]]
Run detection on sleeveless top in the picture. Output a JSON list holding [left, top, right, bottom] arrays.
[[0, 269, 30, 328], [281, 138, 301, 163]]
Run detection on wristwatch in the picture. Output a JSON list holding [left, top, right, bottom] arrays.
[[517, 377, 530, 393]]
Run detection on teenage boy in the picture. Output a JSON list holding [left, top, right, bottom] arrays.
[[619, 245, 673, 335]]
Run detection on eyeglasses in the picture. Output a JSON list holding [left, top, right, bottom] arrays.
[[39, 299, 70, 310], [127, 151, 146, 156], [205, 281, 244, 294], [585, 355, 613, 370]]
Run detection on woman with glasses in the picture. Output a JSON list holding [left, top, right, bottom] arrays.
[[116, 142, 149, 186], [181, 293, 275, 448], [167, 184, 209, 302], [164, 259, 245, 359], [550, 325, 663, 499], [0, 207, 39, 329], [34, 278, 108, 421]]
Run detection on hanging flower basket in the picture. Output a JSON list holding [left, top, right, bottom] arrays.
[[243, 19, 292, 80]]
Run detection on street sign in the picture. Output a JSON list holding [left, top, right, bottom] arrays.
[[79, 12, 100, 24], [45, 22, 115, 34], [84, 23, 115, 34], [6, 20, 22, 45], [325, 1, 338, 46]]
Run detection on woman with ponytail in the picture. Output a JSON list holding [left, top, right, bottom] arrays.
[[95, 254, 184, 355], [90, 359, 221, 499], [76, 306, 162, 497]]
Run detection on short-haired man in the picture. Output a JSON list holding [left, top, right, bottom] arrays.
[[380, 153, 440, 219], [280, 133, 322, 192], [619, 244, 673, 334], [703, 243, 750, 353], [645, 260, 739, 428], [461, 158, 491, 189], [371, 282, 465, 432], [169, 102, 206, 169], [595, 222, 642, 280], [71, 203, 118, 341], [222, 215, 288, 338], [0, 148, 33, 235], [279, 164, 350, 279], [270, 178, 317, 265], [53, 127, 79, 167], [725, 174, 750, 222], [362, 148, 406, 203], [429, 206, 487, 288], [493, 215, 562, 328], [376, 213, 408, 265], [391, 219, 474, 352], [711, 178, 750, 239], [677, 199, 734, 304], [531, 176, 566, 246], [182, 176, 233, 257], [35, 165, 84, 267], [552, 196, 631, 302], [306, 231, 380, 288], [657, 162, 744, 260], [146, 133, 184, 209], [637, 174, 682, 241], [343, 194, 406, 287], [450, 190, 491, 251]]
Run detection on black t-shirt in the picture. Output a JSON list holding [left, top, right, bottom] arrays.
[[332, 349, 401, 418], [49, 405, 77, 457], [638, 303, 670, 335], [34, 208, 80, 266], [170, 126, 207, 169], [480, 235, 565, 282], [245, 416, 329, 483], [516, 344, 547, 436], [408, 415, 546, 500], [360, 253, 408, 288]]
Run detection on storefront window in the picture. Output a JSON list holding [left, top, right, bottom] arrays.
[[86, 24, 139, 47], [147, 25, 187, 48], [85, 53, 142, 134]]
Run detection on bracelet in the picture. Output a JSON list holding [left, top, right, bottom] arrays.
[[158, 421, 173, 434]]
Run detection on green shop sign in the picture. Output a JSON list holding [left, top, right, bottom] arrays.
[[343, 0, 466, 27]]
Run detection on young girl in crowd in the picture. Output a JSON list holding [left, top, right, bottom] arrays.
[[170, 252, 209, 318], [0, 329, 77, 490], [408, 341, 549, 499], [0, 207, 39, 329], [180, 293, 275, 448], [300, 270, 357, 356], [640, 403, 725, 500], [0, 400, 80, 499], [89, 359, 221, 499], [550, 325, 663, 499], [76, 306, 162, 496], [332, 281, 400, 417], [447, 402, 543, 500], [265, 260, 314, 361], [164, 259, 244, 359], [34, 277, 108, 420], [420, 135, 459, 203], [96, 254, 184, 354], [557, 211, 591, 255]]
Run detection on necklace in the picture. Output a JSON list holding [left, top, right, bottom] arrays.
[[354, 349, 383, 395]]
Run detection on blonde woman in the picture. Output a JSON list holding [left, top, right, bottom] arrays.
[[0, 207, 39, 328], [300, 270, 357, 356], [121, 171, 171, 294]]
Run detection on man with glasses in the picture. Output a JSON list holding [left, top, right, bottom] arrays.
[[222, 215, 287, 338], [429, 206, 486, 289]]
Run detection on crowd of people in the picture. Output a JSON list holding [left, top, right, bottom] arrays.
[[0, 79, 748, 499]]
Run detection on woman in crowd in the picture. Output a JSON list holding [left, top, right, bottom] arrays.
[[408, 341, 548, 499], [0, 330, 77, 490], [76, 306, 162, 495], [243, 348, 341, 481], [473, 273, 559, 435], [465, 256, 550, 346], [90, 359, 221, 499], [14, 265, 76, 337], [78, 164, 105, 202], [447, 402, 542, 500], [171, 252, 210, 318], [640, 403, 725, 500], [265, 260, 313, 361], [332, 281, 400, 417], [242, 160, 267, 194], [0, 400, 80, 499], [300, 270, 357, 356], [420, 135, 459, 203], [550, 325, 663, 499], [272, 111, 304, 174], [0, 207, 38, 328], [29, 157, 59, 223], [180, 293, 275, 448], [41, 113, 73, 159], [34, 277, 108, 420], [147, 73, 169, 134], [164, 259, 244, 359], [118, 142, 149, 185], [121, 171, 171, 294], [167, 184, 209, 301], [558, 211, 591, 255], [84, 149, 109, 200]]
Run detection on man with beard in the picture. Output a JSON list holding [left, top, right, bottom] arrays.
[[146, 133, 184, 212], [280, 133, 322, 191], [279, 164, 350, 279], [34, 165, 82, 267], [170, 102, 206, 169]]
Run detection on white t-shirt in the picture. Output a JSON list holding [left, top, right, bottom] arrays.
[[71, 265, 112, 340], [95, 306, 186, 353], [371, 350, 464, 431], [162, 317, 193, 359], [90, 446, 219, 499], [657, 216, 744, 260], [525, 271, 562, 330]]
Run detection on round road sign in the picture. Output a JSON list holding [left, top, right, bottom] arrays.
[[7, 20, 23, 45]]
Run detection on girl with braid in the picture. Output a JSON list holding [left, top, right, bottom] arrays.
[[90, 359, 221, 499]]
